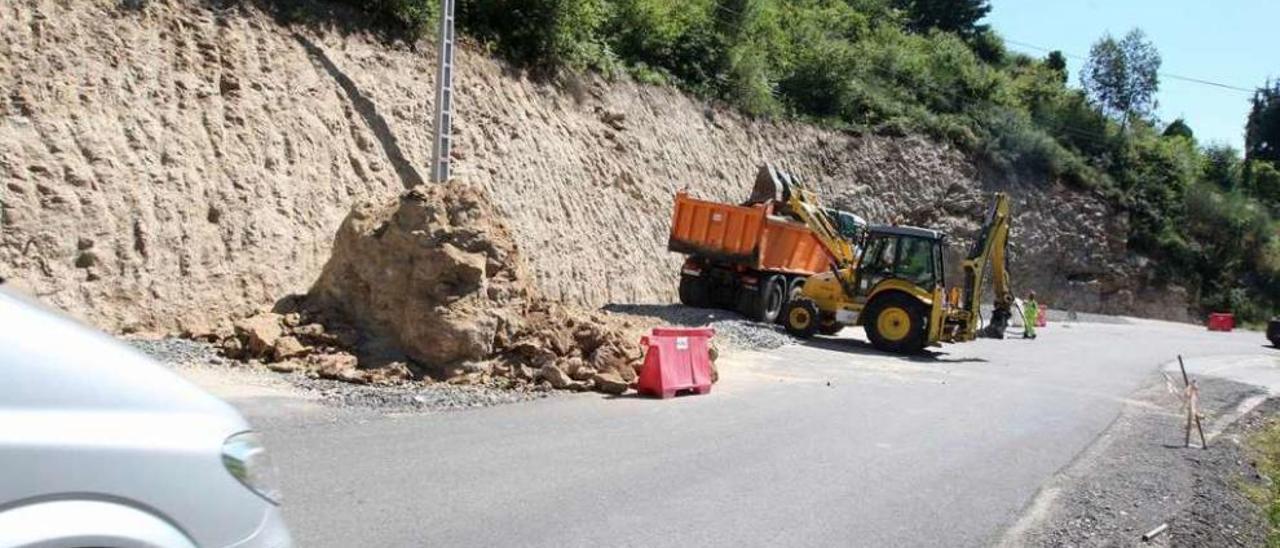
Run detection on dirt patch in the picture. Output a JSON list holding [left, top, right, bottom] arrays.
[[1002, 376, 1271, 547]]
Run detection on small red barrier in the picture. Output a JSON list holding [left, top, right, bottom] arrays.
[[635, 327, 715, 399], [1208, 313, 1235, 332], [1036, 308, 1047, 328]]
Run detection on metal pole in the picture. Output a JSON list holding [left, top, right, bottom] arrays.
[[430, 0, 456, 183]]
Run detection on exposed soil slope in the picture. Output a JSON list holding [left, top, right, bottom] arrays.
[[0, 0, 1191, 334]]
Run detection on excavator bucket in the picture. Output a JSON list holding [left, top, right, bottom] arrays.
[[745, 163, 790, 205]]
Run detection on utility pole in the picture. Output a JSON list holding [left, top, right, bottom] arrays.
[[430, 0, 456, 183]]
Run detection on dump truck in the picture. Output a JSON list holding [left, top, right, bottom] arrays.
[[769, 165, 1015, 353], [668, 166, 865, 323]]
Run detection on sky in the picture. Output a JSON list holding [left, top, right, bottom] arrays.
[[986, 0, 1277, 150]]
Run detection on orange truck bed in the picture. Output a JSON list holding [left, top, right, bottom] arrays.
[[667, 192, 831, 275]]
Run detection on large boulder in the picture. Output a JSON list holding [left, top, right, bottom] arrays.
[[309, 183, 530, 370]]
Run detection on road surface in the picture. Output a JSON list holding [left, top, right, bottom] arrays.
[[213, 319, 1278, 547]]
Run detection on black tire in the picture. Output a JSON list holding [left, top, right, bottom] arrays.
[[678, 275, 710, 308], [783, 298, 821, 339], [863, 292, 927, 354], [738, 275, 786, 323], [787, 277, 806, 301], [818, 314, 843, 336]]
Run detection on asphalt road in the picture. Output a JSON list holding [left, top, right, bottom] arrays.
[[220, 319, 1278, 547]]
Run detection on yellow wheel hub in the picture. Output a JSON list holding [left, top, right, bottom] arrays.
[[789, 307, 812, 329], [877, 307, 912, 342]]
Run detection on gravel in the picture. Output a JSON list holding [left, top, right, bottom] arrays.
[[604, 303, 798, 352], [125, 337, 552, 413], [283, 375, 550, 412], [127, 337, 231, 367], [1010, 375, 1269, 547]]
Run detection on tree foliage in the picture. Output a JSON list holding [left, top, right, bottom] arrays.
[[1080, 29, 1161, 125], [1201, 144, 1243, 191], [892, 0, 991, 39], [1247, 80, 1280, 166], [1162, 118, 1193, 141], [1044, 50, 1067, 83]]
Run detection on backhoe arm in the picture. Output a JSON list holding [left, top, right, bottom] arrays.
[[767, 166, 857, 269], [957, 193, 1013, 340]]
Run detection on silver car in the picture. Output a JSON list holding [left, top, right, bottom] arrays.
[[0, 290, 291, 547]]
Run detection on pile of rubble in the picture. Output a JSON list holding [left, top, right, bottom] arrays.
[[212, 182, 711, 394], [218, 306, 414, 385]]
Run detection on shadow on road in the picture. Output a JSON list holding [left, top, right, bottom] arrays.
[[797, 335, 989, 364]]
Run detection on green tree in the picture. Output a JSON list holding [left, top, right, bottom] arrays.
[[893, 0, 991, 39], [459, 0, 611, 68], [1045, 50, 1067, 83], [1246, 80, 1280, 166], [1080, 29, 1161, 127], [1162, 118, 1194, 141], [1250, 160, 1280, 209], [1201, 144, 1243, 191]]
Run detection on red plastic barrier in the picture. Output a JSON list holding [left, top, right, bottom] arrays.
[[634, 327, 715, 399], [1036, 308, 1047, 328], [1207, 313, 1235, 332]]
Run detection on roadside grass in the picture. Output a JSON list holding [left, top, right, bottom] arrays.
[[1245, 417, 1280, 547]]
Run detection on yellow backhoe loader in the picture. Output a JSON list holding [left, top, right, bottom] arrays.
[[764, 165, 1014, 354]]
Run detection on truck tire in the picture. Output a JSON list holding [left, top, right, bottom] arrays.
[[864, 292, 927, 354], [738, 275, 785, 323], [783, 298, 821, 339], [787, 277, 806, 300], [678, 275, 710, 308]]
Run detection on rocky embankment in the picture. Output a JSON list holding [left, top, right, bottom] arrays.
[[0, 0, 1192, 342]]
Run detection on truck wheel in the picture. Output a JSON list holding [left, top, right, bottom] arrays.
[[787, 278, 805, 300], [738, 275, 785, 323], [678, 275, 710, 308], [864, 293, 926, 354], [761, 275, 786, 323], [783, 299, 821, 338]]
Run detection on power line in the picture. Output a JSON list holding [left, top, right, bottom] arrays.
[[1003, 38, 1255, 94]]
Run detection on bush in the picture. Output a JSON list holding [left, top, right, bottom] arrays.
[[460, 0, 615, 70], [335, 0, 435, 36]]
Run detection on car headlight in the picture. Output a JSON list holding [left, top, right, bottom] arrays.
[[222, 431, 282, 505]]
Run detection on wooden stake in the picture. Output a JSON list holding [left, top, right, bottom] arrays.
[[1177, 355, 1208, 449], [1192, 380, 1207, 449]]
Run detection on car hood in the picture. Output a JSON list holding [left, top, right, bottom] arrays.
[[0, 290, 244, 421]]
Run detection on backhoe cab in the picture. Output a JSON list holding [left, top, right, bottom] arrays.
[[776, 169, 1013, 354]]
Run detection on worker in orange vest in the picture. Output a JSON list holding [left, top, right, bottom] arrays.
[[1023, 291, 1039, 339]]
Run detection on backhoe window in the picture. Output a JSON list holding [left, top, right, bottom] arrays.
[[895, 237, 937, 288], [857, 235, 896, 293], [858, 233, 939, 292]]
